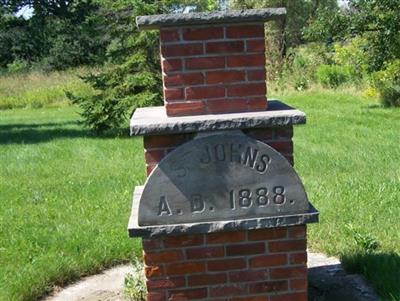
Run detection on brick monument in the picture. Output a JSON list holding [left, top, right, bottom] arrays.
[[128, 8, 319, 301]]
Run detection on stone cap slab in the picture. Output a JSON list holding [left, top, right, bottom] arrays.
[[128, 186, 319, 238], [130, 100, 306, 136], [136, 8, 286, 30]]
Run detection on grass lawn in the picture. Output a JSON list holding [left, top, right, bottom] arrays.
[[281, 90, 400, 301], [0, 107, 145, 301], [0, 90, 399, 300]]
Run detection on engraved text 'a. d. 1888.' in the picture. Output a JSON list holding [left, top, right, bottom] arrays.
[[138, 131, 310, 226]]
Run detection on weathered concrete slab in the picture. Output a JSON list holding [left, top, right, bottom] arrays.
[[139, 131, 312, 225], [136, 8, 286, 30], [130, 100, 306, 136], [128, 190, 318, 238], [42, 265, 132, 301]]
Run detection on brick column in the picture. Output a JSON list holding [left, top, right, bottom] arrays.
[[160, 24, 267, 117], [131, 9, 315, 301], [142, 128, 307, 301], [143, 227, 307, 301]]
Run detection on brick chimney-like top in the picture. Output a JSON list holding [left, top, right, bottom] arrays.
[[136, 8, 286, 117]]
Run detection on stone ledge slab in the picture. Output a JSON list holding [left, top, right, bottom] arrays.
[[128, 186, 319, 238], [136, 8, 286, 30], [130, 100, 306, 136]]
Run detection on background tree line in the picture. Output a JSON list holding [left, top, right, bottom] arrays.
[[1, 0, 399, 132]]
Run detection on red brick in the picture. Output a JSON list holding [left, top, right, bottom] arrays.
[[169, 288, 207, 300], [247, 69, 266, 81], [145, 265, 164, 278], [288, 225, 306, 238], [164, 72, 204, 87], [207, 231, 246, 244], [207, 99, 247, 114], [227, 83, 266, 97], [147, 277, 186, 290], [147, 291, 166, 301], [226, 242, 265, 256], [250, 254, 287, 268], [188, 273, 227, 286], [226, 25, 264, 38], [144, 134, 187, 149], [206, 41, 244, 53], [270, 267, 307, 279], [269, 239, 306, 253], [227, 54, 265, 67], [161, 44, 203, 57], [145, 149, 165, 164], [248, 97, 267, 111], [146, 164, 155, 176], [164, 234, 204, 248], [248, 228, 287, 241], [144, 250, 183, 264], [243, 128, 274, 141], [275, 127, 293, 139], [247, 39, 265, 52], [289, 252, 307, 265], [162, 59, 182, 72], [186, 86, 225, 100], [231, 297, 268, 301], [270, 292, 308, 301], [207, 258, 246, 271], [206, 70, 245, 84], [183, 27, 223, 40], [166, 101, 206, 116], [290, 278, 307, 291], [164, 88, 184, 101], [267, 141, 293, 154], [248, 280, 288, 293], [286, 155, 294, 166], [186, 56, 225, 70], [229, 269, 268, 283], [186, 246, 224, 259], [166, 262, 205, 275], [209, 284, 247, 297], [160, 29, 180, 42], [142, 238, 162, 251]]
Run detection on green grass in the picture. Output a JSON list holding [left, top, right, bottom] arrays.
[[0, 89, 399, 301], [0, 107, 145, 301], [0, 68, 94, 110], [277, 90, 400, 301]]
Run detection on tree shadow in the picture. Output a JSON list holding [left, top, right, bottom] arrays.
[[0, 121, 79, 131], [0, 121, 130, 145], [308, 260, 379, 301], [340, 251, 400, 301]]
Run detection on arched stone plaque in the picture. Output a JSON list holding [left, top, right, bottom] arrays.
[[138, 131, 312, 227]]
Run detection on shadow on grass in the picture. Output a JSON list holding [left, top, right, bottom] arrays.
[[0, 121, 130, 144], [308, 261, 378, 301], [341, 251, 400, 301], [0, 121, 79, 130]]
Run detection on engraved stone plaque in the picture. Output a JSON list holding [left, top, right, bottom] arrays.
[[138, 131, 311, 226]]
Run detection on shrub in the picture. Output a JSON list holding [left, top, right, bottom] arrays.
[[6, 59, 29, 74], [372, 60, 400, 107], [276, 43, 329, 91], [333, 36, 369, 82], [316, 64, 351, 88]]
